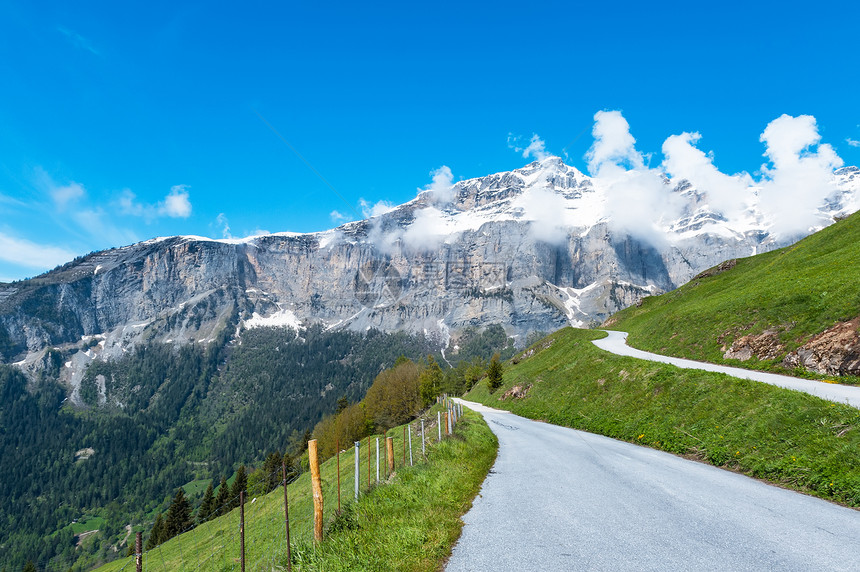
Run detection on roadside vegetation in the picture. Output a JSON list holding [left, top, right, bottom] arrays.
[[467, 328, 860, 507], [608, 211, 860, 383], [97, 408, 496, 571]]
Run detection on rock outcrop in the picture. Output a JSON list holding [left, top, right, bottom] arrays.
[[783, 318, 860, 376], [1, 157, 857, 389]]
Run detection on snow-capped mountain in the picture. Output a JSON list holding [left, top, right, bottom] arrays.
[[1, 157, 857, 395]]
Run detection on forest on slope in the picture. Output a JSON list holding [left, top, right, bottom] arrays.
[[0, 323, 514, 571]]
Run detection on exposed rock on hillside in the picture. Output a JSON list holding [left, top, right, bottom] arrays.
[[1, 157, 857, 387], [783, 318, 860, 376], [723, 329, 785, 361]]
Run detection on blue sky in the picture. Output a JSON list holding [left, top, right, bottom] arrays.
[[1, 0, 858, 281]]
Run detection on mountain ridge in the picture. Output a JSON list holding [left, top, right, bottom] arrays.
[[2, 157, 857, 395]]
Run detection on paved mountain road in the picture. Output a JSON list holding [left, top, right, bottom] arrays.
[[446, 400, 860, 572], [593, 330, 860, 408]]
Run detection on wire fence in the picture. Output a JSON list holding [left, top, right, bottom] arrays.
[[46, 398, 467, 572]]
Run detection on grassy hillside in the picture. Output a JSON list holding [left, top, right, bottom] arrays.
[[467, 328, 860, 507], [96, 408, 497, 571], [608, 211, 860, 381]]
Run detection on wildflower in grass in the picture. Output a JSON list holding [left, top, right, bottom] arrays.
[[637, 434, 644, 440]]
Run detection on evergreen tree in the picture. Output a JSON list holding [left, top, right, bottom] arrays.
[[230, 465, 247, 508], [283, 452, 299, 484], [164, 488, 193, 539], [261, 451, 282, 493], [213, 476, 230, 517], [197, 481, 215, 524], [146, 513, 165, 549], [486, 354, 503, 393], [23, 562, 37, 572], [336, 396, 349, 414]]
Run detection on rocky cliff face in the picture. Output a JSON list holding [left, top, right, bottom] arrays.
[[2, 158, 857, 392]]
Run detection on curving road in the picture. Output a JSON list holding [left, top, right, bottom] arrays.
[[593, 330, 860, 408], [446, 399, 860, 572]]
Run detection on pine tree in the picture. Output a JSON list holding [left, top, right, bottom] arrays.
[[23, 562, 37, 572], [486, 354, 503, 393], [213, 476, 230, 516], [164, 488, 193, 539], [261, 451, 282, 493], [146, 513, 165, 549], [197, 481, 215, 524], [283, 452, 298, 484], [336, 396, 349, 414], [230, 465, 248, 508]]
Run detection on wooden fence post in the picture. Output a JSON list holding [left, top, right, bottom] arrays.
[[239, 491, 245, 572], [376, 437, 380, 482], [386, 436, 394, 473], [282, 459, 292, 572], [308, 439, 323, 542], [135, 532, 142, 572], [367, 436, 371, 488]]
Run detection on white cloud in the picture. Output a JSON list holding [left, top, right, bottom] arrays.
[[57, 26, 101, 56], [758, 114, 843, 237], [359, 198, 396, 218], [515, 185, 569, 244], [0, 231, 77, 270], [847, 138, 860, 148], [419, 166, 455, 204], [216, 213, 232, 238], [661, 132, 753, 219], [119, 185, 192, 220], [508, 133, 551, 162], [161, 185, 192, 218], [586, 110, 645, 176], [401, 207, 451, 251], [586, 110, 681, 245], [50, 182, 86, 210], [330, 210, 351, 223]]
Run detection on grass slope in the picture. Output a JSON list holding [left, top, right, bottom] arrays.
[[467, 328, 860, 507], [97, 408, 496, 572], [608, 211, 860, 381]]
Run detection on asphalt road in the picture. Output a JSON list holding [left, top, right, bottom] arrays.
[[446, 399, 860, 572], [593, 330, 860, 409]]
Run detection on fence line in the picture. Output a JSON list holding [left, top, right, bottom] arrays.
[[84, 403, 467, 572]]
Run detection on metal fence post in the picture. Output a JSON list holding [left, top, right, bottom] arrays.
[[135, 532, 142, 572], [421, 418, 426, 456], [354, 441, 360, 501], [408, 424, 413, 466], [239, 491, 245, 572], [437, 411, 442, 442], [282, 459, 292, 572]]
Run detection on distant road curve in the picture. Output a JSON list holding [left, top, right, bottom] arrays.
[[593, 330, 860, 408]]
